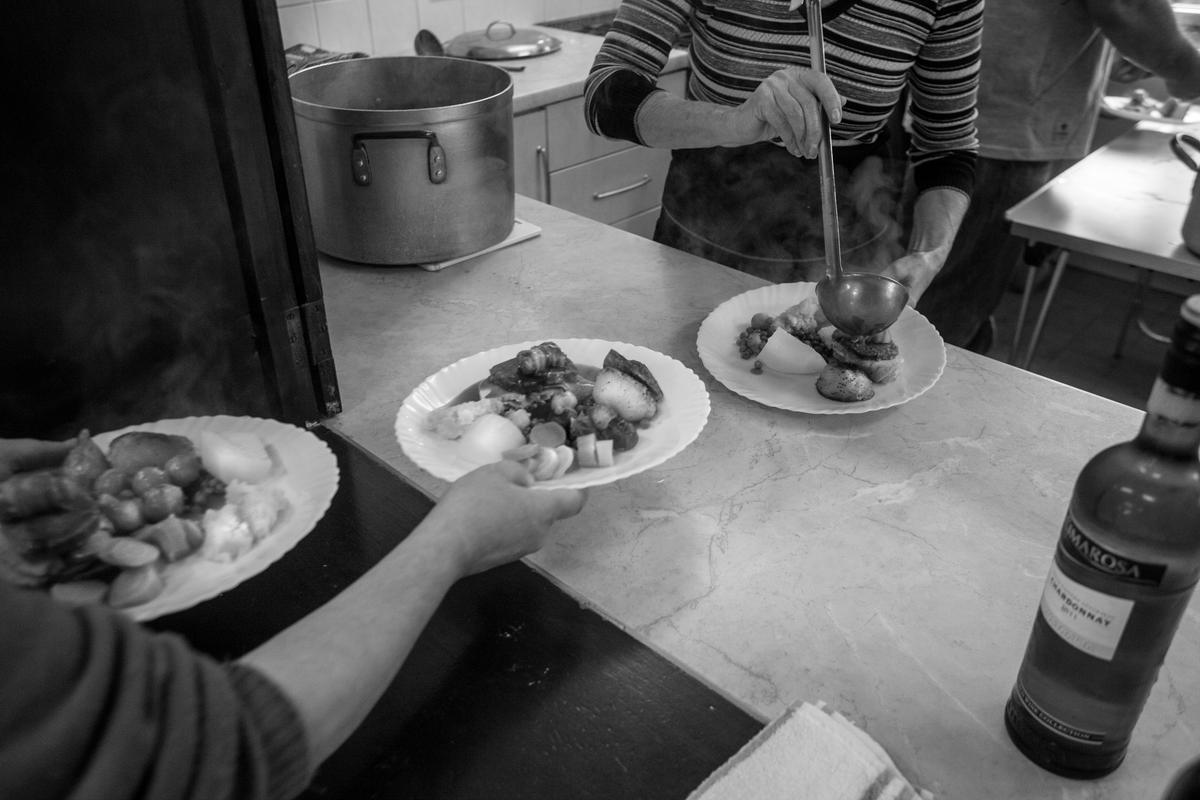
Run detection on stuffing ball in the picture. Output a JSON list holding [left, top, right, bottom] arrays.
[[592, 368, 658, 422]]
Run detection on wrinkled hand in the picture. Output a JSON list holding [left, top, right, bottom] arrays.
[[0, 438, 76, 481], [883, 251, 944, 307], [416, 459, 586, 578], [725, 66, 843, 158]]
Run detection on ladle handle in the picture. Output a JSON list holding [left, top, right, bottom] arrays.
[[806, 0, 842, 280]]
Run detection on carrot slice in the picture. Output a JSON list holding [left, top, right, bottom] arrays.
[[528, 422, 567, 448]]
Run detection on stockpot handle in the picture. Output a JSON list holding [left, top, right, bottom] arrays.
[[351, 130, 447, 187]]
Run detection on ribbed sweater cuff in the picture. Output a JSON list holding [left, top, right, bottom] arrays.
[[592, 69, 662, 145], [912, 151, 977, 198], [226, 663, 313, 800]]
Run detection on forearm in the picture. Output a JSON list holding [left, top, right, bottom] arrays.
[[1086, 0, 1200, 96], [891, 187, 971, 304], [239, 525, 465, 766], [908, 188, 970, 259], [636, 91, 758, 149]]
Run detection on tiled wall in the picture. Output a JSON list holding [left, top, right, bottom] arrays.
[[276, 0, 619, 56]]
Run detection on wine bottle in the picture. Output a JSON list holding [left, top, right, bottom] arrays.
[[1004, 294, 1200, 779]]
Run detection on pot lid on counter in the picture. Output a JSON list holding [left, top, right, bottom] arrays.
[[444, 21, 562, 60]]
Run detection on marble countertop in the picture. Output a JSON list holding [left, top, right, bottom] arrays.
[[318, 197, 1200, 800], [483, 27, 688, 115]]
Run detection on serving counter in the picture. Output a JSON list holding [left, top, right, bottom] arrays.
[[317, 196, 1200, 799]]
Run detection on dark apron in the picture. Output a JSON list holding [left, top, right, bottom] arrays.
[[653, 140, 906, 283]]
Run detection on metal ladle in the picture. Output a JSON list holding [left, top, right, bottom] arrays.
[[806, 0, 908, 338], [413, 29, 525, 72]]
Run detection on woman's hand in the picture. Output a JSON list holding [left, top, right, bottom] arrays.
[[884, 250, 944, 307], [413, 460, 587, 578], [724, 66, 843, 157], [0, 438, 76, 481]]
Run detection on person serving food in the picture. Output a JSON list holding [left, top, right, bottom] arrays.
[[584, 0, 981, 304]]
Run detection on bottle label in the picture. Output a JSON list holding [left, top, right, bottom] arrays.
[[1147, 378, 1200, 424], [1039, 560, 1133, 661], [1059, 517, 1167, 587], [1012, 679, 1107, 745]]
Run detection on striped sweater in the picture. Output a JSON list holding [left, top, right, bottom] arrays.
[[585, 0, 981, 194]]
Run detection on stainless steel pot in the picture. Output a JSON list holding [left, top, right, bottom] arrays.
[[290, 56, 514, 264]]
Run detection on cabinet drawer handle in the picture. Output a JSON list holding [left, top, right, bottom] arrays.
[[536, 145, 551, 204], [593, 175, 652, 200]]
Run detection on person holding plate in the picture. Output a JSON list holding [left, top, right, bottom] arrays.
[[0, 437, 585, 800], [584, 0, 980, 304]]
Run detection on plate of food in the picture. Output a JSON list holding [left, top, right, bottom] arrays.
[[697, 282, 945, 414], [395, 339, 710, 489], [1101, 91, 1200, 125], [0, 415, 339, 621]]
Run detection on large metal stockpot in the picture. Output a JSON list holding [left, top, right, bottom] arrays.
[[290, 56, 514, 264]]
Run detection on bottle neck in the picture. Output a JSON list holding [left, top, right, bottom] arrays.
[[1136, 378, 1200, 457]]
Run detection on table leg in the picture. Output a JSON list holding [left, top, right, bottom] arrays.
[[1113, 268, 1153, 359], [1010, 264, 1038, 364], [1020, 249, 1070, 370]]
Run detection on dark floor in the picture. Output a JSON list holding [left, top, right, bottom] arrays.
[[990, 263, 1198, 409]]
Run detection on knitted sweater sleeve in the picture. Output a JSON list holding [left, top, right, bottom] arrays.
[[584, 0, 689, 143], [906, 0, 982, 196], [0, 581, 311, 800]]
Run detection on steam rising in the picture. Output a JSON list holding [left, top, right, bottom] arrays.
[[654, 144, 905, 283]]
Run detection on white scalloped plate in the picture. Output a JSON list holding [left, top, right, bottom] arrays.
[[1100, 95, 1200, 126], [395, 339, 710, 489], [91, 416, 339, 621], [697, 282, 946, 414]]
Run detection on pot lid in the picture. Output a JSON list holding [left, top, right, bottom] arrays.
[[444, 21, 562, 60]]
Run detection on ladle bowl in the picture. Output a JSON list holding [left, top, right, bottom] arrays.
[[816, 272, 910, 339]]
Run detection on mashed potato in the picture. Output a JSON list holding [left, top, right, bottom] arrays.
[[200, 480, 289, 563]]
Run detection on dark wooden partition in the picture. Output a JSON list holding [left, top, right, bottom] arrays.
[[0, 0, 338, 438]]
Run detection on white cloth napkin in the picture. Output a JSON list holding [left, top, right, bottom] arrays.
[[419, 219, 541, 272], [688, 702, 932, 800]]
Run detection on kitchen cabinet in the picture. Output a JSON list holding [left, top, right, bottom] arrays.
[[514, 70, 687, 237]]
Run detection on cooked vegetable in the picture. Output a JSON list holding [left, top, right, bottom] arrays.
[[97, 494, 145, 533], [136, 515, 202, 562], [97, 537, 161, 569], [60, 431, 110, 488], [459, 414, 526, 464], [140, 484, 185, 523], [603, 349, 664, 402], [198, 431, 273, 484], [575, 434, 598, 468], [594, 439, 614, 468], [529, 421, 567, 448], [130, 466, 169, 496], [164, 452, 203, 487], [107, 564, 165, 608], [107, 432, 196, 473], [93, 468, 131, 497], [593, 369, 657, 423], [425, 398, 506, 439]]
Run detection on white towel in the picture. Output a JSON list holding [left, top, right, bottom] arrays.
[[688, 702, 932, 800], [419, 219, 541, 272]]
